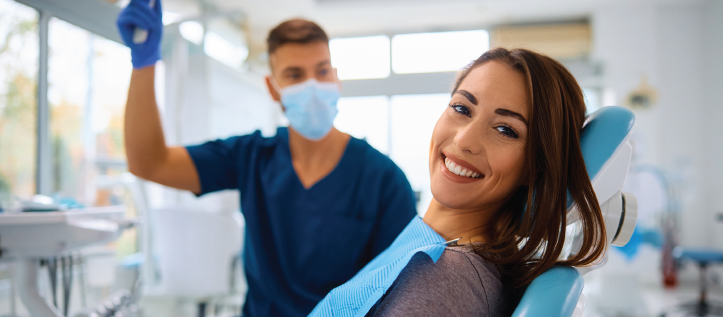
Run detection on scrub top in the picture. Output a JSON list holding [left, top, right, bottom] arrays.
[[186, 127, 417, 317]]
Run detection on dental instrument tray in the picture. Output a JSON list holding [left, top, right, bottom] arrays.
[[0, 205, 131, 258]]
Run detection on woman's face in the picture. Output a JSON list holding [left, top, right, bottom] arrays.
[[430, 61, 530, 210]]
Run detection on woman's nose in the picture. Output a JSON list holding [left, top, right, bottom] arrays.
[[454, 123, 484, 155]]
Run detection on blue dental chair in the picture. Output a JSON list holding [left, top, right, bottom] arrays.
[[512, 106, 638, 317]]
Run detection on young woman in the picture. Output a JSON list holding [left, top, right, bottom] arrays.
[[312, 48, 608, 316]]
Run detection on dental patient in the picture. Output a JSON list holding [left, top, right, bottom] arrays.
[[311, 48, 608, 316]]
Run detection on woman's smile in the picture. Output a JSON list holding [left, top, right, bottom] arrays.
[[440, 152, 484, 184]]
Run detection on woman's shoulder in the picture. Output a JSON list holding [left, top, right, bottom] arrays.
[[443, 245, 504, 287], [370, 246, 510, 317]]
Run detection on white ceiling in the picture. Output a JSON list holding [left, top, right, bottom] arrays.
[[164, 0, 688, 48]]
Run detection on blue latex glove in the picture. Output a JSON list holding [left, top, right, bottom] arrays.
[[116, 0, 163, 69]]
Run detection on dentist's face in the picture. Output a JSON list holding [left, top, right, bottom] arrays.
[[430, 61, 530, 210], [266, 41, 338, 102]]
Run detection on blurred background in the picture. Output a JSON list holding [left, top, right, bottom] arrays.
[[0, 0, 722, 316]]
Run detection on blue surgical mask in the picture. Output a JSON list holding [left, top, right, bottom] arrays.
[[272, 78, 340, 141]]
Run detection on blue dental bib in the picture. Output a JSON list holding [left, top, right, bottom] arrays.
[[309, 216, 447, 317]]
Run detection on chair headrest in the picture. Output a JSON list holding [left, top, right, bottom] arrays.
[[567, 106, 635, 208]]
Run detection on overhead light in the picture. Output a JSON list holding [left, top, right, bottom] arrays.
[[204, 31, 249, 69], [162, 11, 182, 25], [179, 21, 204, 45]]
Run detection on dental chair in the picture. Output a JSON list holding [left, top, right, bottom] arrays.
[[512, 106, 638, 317]]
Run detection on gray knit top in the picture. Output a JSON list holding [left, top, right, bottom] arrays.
[[367, 245, 510, 317]]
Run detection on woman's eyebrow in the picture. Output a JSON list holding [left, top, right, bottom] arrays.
[[495, 108, 528, 125], [454, 90, 478, 105], [454, 90, 527, 125]]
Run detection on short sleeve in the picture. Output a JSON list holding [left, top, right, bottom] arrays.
[[370, 164, 418, 257], [185, 131, 261, 196]]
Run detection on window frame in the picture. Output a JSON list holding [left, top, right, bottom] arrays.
[[12, 0, 122, 195]]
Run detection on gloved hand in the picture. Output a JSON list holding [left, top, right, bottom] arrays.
[[116, 0, 163, 69]]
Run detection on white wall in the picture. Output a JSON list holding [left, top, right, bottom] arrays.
[[592, 0, 723, 248], [702, 0, 723, 248], [158, 41, 281, 213]]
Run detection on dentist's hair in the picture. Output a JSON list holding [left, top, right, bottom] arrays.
[[267, 19, 329, 55], [453, 48, 607, 288]]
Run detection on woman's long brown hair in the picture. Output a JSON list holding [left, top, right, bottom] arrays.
[[455, 48, 607, 289]]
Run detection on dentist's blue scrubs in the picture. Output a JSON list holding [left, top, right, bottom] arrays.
[[186, 127, 417, 317]]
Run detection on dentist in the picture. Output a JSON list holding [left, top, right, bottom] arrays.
[[116, 1, 417, 316]]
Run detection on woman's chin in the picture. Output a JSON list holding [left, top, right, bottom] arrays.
[[430, 182, 478, 210]]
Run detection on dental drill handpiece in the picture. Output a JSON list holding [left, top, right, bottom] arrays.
[[132, 0, 156, 44]]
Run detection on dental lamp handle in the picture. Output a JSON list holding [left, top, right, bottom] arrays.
[[132, 0, 155, 44]]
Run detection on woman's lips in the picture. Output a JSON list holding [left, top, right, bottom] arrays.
[[442, 152, 484, 175], [439, 154, 484, 184]]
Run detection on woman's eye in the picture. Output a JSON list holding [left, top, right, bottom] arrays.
[[287, 73, 301, 80], [495, 125, 519, 139], [450, 104, 471, 117], [319, 69, 329, 76]]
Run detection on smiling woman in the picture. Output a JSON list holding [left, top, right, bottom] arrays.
[[310, 48, 606, 317], [427, 47, 607, 288]]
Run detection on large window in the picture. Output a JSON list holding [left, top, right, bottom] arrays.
[[335, 93, 449, 213], [330, 35, 391, 80], [0, 0, 38, 201], [390, 94, 449, 214], [392, 30, 489, 74], [335, 96, 390, 154], [48, 17, 132, 206]]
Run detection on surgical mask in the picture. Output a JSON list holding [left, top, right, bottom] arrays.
[[272, 78, 340, 141]]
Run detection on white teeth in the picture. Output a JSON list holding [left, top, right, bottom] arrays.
[[444, 156, 482, 179]]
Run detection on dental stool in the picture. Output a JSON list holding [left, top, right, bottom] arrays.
[[512, 106, 638, 317], [660, 247, 723, 317]]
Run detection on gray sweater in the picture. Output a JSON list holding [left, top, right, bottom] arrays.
[[368, 245, 510, 317]]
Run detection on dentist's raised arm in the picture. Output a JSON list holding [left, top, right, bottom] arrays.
[[117, 0, 201, 193]]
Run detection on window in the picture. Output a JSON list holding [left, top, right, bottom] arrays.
[[335, 96, 390, 154], [330, 35, 390, 80], [0, 0, 38, 201], [48, 18, 132, 206], [46, 20, 140, 311], [390, 94, 449, 213], [392, 30, 489, 74]]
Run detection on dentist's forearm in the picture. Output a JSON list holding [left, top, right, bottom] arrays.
[[124, 66, 168, 177], [123, 66, 201, 193]]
